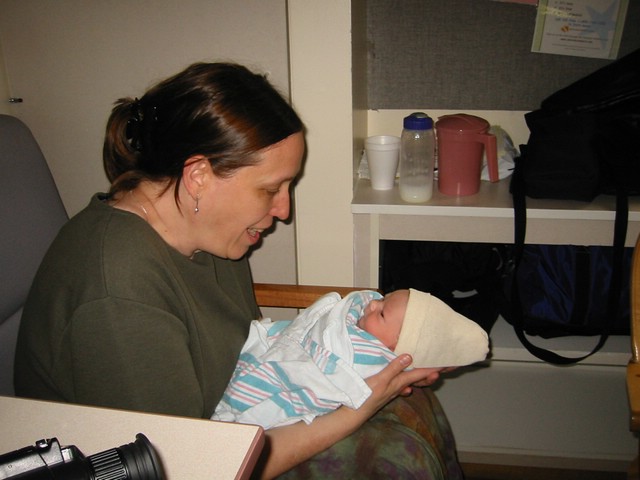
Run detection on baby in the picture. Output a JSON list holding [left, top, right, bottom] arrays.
[[212, 289, 489, 429]]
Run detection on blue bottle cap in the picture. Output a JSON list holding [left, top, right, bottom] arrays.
[[403, 112, 433, 130]]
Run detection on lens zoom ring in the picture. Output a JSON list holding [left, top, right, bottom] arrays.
[[89, 448, 128, 480]]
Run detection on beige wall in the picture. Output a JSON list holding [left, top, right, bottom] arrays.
[[0, 0, 295, 285], [288, 1, 360, 287], [0, 1, 379, 289], [0, 0, 289, 216]]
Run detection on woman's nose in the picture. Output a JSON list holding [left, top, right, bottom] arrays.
[[270, 190, 291, 220]]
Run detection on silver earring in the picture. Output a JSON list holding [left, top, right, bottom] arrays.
[[194, 194, 200, 213]]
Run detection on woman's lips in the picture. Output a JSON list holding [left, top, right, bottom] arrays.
[[247, 227, 263, 243]]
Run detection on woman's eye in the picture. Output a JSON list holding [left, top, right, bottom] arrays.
[[266, 181, 292, 196]]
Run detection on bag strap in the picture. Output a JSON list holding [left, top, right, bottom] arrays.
[[509, 159, 628, 365]]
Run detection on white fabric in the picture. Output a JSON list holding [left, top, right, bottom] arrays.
[[395, 289, 489, 368], [212, 291, 395, 429]]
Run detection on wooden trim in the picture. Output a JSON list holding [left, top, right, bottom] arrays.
[[253, 283, 377, 309]]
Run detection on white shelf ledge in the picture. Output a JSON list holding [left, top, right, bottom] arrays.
[[352, 178, 640, 222]]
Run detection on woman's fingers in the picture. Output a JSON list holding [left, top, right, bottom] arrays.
[[402, 367, 441, 387], [369, 355, 443, 393]]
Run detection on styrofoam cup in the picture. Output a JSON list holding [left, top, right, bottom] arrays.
[[365, 135, 400, 190]]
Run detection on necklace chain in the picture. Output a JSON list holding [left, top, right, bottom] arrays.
[[129, 190, 149, 219]]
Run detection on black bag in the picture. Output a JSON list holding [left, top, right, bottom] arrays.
[[508, 48, 640, 364], [516, 48, 640, 201], [381, 240, 508, 334], [502, 244, 632, 338]]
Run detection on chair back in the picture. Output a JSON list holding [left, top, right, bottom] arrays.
[[628, 234, 640, 435], [0, 115, 68, 395], [632, 235, 640, 363]]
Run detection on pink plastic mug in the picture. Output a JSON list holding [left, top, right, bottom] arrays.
[[436, 114, 498, 196]]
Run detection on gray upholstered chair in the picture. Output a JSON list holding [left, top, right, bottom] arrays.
[[0, 114, 68, 396]]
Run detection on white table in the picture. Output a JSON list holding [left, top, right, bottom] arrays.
[[0, 396, 264, 479]]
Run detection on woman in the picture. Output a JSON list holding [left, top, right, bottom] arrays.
[[14, 63, 460, 478]]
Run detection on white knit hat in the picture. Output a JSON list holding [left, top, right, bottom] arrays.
[[394, 289, 489, 368]]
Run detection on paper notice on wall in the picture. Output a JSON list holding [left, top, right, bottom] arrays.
[[532, 0, 629, 59]]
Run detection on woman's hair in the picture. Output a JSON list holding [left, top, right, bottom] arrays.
[[103, 62, 303, 197]]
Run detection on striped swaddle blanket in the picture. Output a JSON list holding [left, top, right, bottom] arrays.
[[212, 291, 397, 429]]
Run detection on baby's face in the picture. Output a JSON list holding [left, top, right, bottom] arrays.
[[357, 289, 409, 350]]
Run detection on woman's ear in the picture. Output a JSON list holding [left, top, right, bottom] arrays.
[[183, 156, 211, 197]]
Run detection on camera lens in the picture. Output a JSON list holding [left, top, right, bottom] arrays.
[[87, 434, 165, 480]]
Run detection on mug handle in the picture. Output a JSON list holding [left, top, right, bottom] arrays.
[[483, 133, 499, 182]]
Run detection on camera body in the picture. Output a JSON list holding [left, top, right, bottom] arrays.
[[0, 433, 164, 480]]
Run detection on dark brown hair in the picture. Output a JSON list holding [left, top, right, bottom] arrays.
[[103, 63, 303, 197]]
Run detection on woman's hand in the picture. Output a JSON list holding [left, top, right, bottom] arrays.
[[410, 366, 457, 388], [361, 354, 444, 413]]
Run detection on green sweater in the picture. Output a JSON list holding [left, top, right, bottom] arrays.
[[15, 194, 259, 418]]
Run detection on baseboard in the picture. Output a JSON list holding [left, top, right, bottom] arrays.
[[457, 450, 631, 473], [460, 462, 628, 480]]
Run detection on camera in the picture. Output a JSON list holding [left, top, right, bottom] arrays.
[[0, 433, 165, 480]]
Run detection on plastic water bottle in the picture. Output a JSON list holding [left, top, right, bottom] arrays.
[[399, 112, 435, 203]]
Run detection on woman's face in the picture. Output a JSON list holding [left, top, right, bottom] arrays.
[[198, 132, 304, 260], [357, 289, 409, 350]]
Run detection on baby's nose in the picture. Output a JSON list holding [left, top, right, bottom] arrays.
[[367, 299, 381, 312]]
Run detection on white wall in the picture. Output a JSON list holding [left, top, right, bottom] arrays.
[[1, 0, 363, 288], [288, 0, 360, 287], [0, 0, 295, 284], [1, 1, 290, 216]]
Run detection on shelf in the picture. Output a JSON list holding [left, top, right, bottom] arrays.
[[351, 177, 633, 367], [352, 178, 640, 222]]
